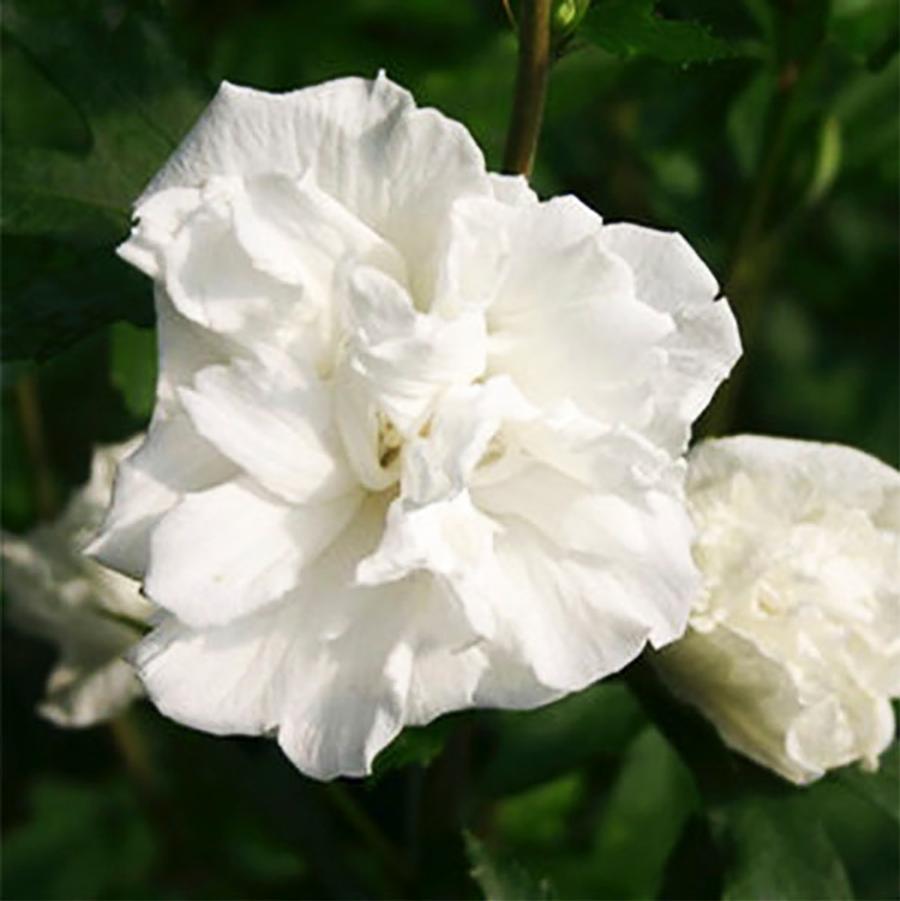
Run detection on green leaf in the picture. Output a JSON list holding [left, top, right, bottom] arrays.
[[834, 741, 900, 824], [830, 0, 899, 68], [832, 55, 899, 182], [727, 69, 776, 177], [590, 727, 699, 898], [659, 813, 723, 899], [479, 680, 645, 798], [110, 321, 158, 419], [582, 0, 741, 64], [370, 716, 455, 780], [2, 0, 207, 243], [464, 831, 555, 901], [626, 660, 853, 900], [2, 237, 153, 361], [1, 0, 207, 360], [493, 774, 584, 850], [771, 0, 831, 67], [713, 794, 854, 900], [2, 777, 157, 899]]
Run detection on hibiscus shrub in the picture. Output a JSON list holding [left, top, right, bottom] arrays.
[[2, 1, 898, 900]]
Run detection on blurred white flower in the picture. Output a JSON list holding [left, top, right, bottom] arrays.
[[3, 437, 152, 727], [90, 74, 740, 779], [656, 435, 900, 784]]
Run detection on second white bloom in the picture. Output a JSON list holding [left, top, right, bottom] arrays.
[[657, 436, 900, 784], [91, 74, 741, 779]]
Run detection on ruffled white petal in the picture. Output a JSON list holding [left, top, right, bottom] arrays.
[[3, 531, 146, 717], [483, 519, 671, 691], [437, 195, 677, 428], [180, 358, 356, 504], [598, 224, 742, 452], [134, 499, 421, 778], [3, 439, 152, 727], [39, 657, 144, 728], [228, 173, 407, 293], [131, 75, 491, 302], [339, 264, 486, 435], [656, 435, 900, 784], [104, 74, 744, 780], [366, 378, 697, 691], [400, 377, 535, 500], [88, 412, 236, 578], [332, 267, 487, 491], [689, 434, 900, 515], [144, 478, 363, 628], [132, 493, 575, 778], [152, 287, 235, 411], [161, 181, 306, 335]]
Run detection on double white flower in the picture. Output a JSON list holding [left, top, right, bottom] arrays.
[[3, 439, 151, 726], [658, 436, 900, 784], [90, 74, 741, 779]]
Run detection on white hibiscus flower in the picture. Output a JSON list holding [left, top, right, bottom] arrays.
[[89, 74, 740, 779], [656, 436, 900, 784], [3, 437, 152, 727]]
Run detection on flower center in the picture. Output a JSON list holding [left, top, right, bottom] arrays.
[[377, 414, 403, 470]]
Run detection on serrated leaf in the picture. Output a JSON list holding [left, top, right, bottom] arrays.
[[582, 0, 739, 64], [3, 145, 134, 244], [110, 321, 157, 419], [1, 0, 207, 360], [2, 0, 207, 244], [464, 831, 555, 901]]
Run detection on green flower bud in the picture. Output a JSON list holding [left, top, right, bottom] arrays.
[[551, 0, 590, 42]]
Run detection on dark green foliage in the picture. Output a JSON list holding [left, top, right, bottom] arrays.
[[712, 794, 853, 900], [2, 777, 157, 899], [834, 742, 900, 824], [582, 0, 742, 64], [465, 831, 556, 900], [1, 0, 208, 359], [371, 716, 458, 780], [109, 322, 158, 419], [2, 0, 897, 898], [478, 681, 644, 798]]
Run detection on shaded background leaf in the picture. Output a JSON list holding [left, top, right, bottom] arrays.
[[465, 831, 555, 901], [1, 0, 209, 360], [581, 0, 745, 64], [2, 1, 897, 898], [713, 794, 853, 901]]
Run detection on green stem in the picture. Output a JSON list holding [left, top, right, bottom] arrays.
[[14, 373, 168, 844], [503, 0, 552, 177], [15, 374, 58, 521], [699, 68, 799, 437], [324, 783, 412, 890], [109, 714, 158, 796]]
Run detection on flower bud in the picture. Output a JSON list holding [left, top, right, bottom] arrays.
[[552, 0, 591, 44], [657, 436, 900, 784]]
